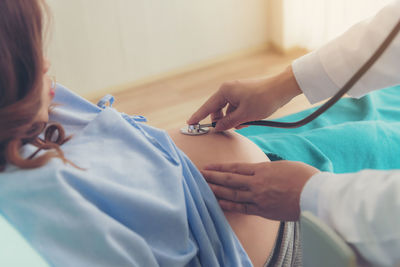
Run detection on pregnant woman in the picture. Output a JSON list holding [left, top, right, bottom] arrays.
[[0, 0, 292, 266]]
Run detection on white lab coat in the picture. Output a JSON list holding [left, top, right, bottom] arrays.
[[292, 1, 400, 266]]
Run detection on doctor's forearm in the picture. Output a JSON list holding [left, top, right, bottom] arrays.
[[300, 170, 400, 266], [292, 0, 400, 104]]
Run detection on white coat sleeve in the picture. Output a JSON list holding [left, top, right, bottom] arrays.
[[300, 170, 400, 266], [292, 0, 400, 104]]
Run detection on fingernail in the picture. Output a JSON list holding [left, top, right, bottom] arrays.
[[187, 115, 198, 124]]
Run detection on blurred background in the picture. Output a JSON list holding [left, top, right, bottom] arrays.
[[46, 0, 392, 129]]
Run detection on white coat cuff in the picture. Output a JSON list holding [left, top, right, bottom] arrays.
[[292, 52, 341, 104], [300, 172, 333, 216]]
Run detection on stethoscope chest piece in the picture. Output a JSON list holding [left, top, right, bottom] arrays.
[[180, 124, 210, 136]]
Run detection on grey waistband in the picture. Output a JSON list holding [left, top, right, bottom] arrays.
[[264, 221, 302, 267]]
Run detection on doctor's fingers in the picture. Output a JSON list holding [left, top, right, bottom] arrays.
[[217, 199, 259, 215], [225, 104, 250, 130], [213, 107, 247, 131], [203, 162, 256, 176], [201, 169, 253, 188], [211, 108, 224, 122], [211, 103, 245, 131], [210, 103, 238, 123], [208, 183, 253, 203], [187, 90, 228, 125]]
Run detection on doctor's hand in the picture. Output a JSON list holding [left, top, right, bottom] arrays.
[[187, 66, 302, 131], [201, 161, 320, 221]]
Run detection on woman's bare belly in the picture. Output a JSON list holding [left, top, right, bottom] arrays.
[[168, 128, 279, 267]]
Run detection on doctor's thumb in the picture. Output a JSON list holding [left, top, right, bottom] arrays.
[[214, 113, 242, 131]]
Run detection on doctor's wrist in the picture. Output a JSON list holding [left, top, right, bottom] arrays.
[[299, 172, 328, 218], [282, 66, 303, 99], [270, 66, 303, 106]]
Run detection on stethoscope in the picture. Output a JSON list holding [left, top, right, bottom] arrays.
[[181, 18, 400, 136]]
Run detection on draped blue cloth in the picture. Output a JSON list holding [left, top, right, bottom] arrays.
[[0, 85, 252, 267]]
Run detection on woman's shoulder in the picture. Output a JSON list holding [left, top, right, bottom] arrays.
[[48, 85, 102, 133], [52, 84, 101, 114]]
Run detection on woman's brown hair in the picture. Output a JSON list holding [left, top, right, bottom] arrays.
[[0, 0, 70, 171]]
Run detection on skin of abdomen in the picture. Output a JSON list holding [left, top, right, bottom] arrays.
[[168, 128, 279, 267]]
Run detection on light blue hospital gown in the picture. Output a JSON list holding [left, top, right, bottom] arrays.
[[0, 85, 252, 267]]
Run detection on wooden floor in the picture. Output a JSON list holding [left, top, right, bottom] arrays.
[[96, 49, 317, 130]]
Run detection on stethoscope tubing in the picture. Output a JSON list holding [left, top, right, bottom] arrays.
[[228, 18, 400, 129]]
